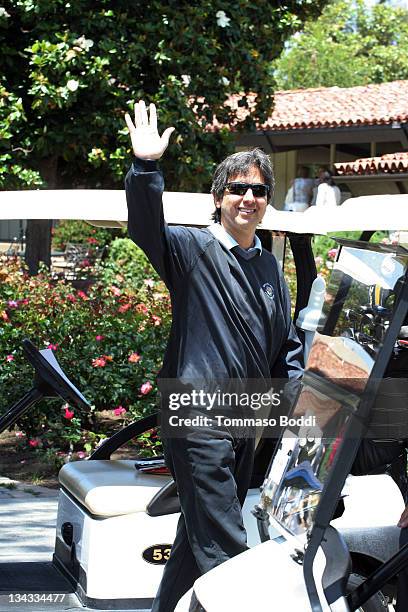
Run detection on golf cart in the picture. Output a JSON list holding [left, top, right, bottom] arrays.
[[176, 201, 408, 612], [0, 190, 408, 611]]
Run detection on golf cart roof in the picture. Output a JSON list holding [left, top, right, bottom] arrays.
[[1, 190, 408, 233]]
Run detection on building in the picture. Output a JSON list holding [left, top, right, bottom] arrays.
[[227, 80, 408, 207], [2, 79, 408, 243]]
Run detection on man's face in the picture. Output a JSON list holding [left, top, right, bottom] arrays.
[[214, 166, 268, 244]]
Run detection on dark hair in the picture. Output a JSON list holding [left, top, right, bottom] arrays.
[[210, 148, 275, 223], [297, 165, 310, 179], [320, 170, 335, 186]]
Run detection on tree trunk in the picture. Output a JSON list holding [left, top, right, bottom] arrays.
[[25, 219, 53, 275], [25, 156, 58, 275]]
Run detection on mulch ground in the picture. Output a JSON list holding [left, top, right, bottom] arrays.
[[0, 412, 137, 489], [0, 429, 60, 489]]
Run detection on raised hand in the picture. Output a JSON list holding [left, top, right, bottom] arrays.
[[125, 100, 175, 160]]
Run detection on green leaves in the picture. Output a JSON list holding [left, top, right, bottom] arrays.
[[1, 0, 325, 191], [0, 241, 170, 454], [274, 0, 408, 90]]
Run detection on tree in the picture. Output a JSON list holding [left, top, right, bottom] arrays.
[[274, 0, 408, 90], [0, 0, 326, 273]]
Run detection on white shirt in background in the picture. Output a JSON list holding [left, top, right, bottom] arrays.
[[315, 183, 341, 208]]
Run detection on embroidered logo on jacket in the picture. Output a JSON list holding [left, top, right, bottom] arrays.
[[262, 283, 275, 300]]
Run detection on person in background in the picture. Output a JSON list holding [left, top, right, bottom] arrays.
[[283, 166, 314, 212], [314, 169, 341, 208]]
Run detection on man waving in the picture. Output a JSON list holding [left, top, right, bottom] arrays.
[[125, 100, 303, 612]]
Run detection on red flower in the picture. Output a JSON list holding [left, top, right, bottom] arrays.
[[87, 237, 98, 245], [118, 303, 131, 313], [46, 343, 58, 351], [67, 294, 77, 303], [28, 439, 39, 448], [64, 406, 74, 420], [128, 352, 141, 363], [77, 290, 88, 300], [113, 406, 127, 416], [92, 357, 107, 368], [140, 381, 153, 395], [6, 355, 14, 362]]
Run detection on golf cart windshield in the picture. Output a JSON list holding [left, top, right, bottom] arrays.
[[261, 240, 408, 539]]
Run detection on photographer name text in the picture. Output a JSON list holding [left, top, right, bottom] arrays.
[[167, 415, 316, 428]]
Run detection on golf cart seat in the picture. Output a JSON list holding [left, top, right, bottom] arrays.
[[59, 460, 169, 516], [55, 459, 178, 606]]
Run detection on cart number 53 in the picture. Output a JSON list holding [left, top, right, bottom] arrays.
[[142, 544, 172, 565]]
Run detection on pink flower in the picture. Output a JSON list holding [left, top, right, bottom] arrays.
[[64, 406, 74, 420], [151, 315, 161, 326], [314, 256, 323, 266], [95, 334, 104, 341], [136, 303, 148, 314], [28, 439, 39, 448], [128, 352, 141, 363], [67, 293, 77, 303], [15, 431, 24, 438], [20, 298, 29, 305], [77, 290, 88, 300], [7, 300, 18, 308], [140, 381, 153, 395], [110, 286, 121, 297], [144, 278, 155, 288], [327, 248, 338, 260], [6, 355, 14, 362], [77, 451, 87, 459], [118, 303, 131, 313], [92, 357, 107, 368], [46, 343, 58, 351], [79, 258, 91, 268], [87, 237, 98, 245], [113, 406, 127, 416]]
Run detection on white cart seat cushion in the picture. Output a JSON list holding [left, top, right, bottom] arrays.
[[59, 460, 170, 517]]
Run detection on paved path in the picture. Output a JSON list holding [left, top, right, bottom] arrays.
[[0, 477, 58, 562]]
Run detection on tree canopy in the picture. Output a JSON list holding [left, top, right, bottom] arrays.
[[1, 0, 326, 196], [274, 0, 408, 91]]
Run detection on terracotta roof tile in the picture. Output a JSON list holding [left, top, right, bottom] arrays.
[[210, 80, 408, 132], [334, 152, 408, 176]]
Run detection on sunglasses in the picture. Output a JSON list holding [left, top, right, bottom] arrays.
[[225, 182, 269, 198]]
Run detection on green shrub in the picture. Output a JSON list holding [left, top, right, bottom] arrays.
[[52, 220, 122, 251], [0, 254, 170, 457], [101, 237, 160, 287]]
